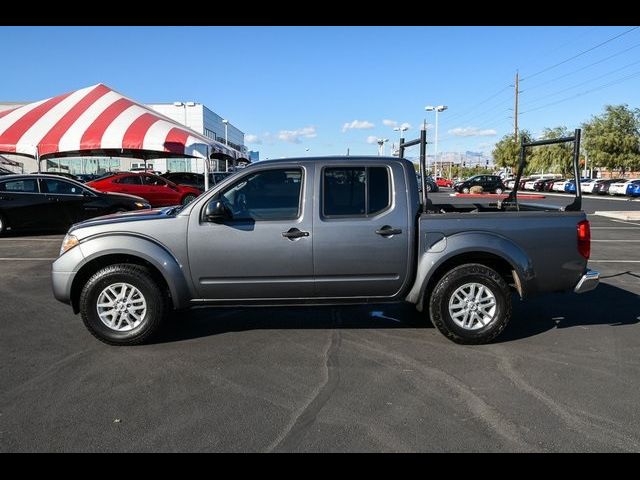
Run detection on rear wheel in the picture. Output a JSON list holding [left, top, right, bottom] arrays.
[[182, 194, 197, 206], [0, 213, 5, 235], [495, 187, 504, 194], [462, 187, 470, 194], [79, 264, 167, 345], [428, 263, 511, 344]]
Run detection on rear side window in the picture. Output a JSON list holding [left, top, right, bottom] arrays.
[[41, 178, 82, 195], [323, 167, 390, 217], [0, 179, 38, 193], [115, 176, 142, 185]]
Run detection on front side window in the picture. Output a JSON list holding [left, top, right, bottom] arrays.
[[143, 175, 167, 186], [0, 179, 38, 193], [217, 168, 302, 221], [115, 175, 141, 185], [323, 166, 390, 217], [41, 178, 82, 195]]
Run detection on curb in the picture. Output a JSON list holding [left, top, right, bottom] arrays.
[[594, 211, 640, 221]]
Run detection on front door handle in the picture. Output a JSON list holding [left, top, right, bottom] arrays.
[[375, 225, 402, 236], [282, 227, 310, 240]]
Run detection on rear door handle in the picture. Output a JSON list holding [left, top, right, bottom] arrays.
[[376, 225, 402, 236], [282, 227, 310, 240]]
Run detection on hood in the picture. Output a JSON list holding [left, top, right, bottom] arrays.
[[69, 206, 179, 232]]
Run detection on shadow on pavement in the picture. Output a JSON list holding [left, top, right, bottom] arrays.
[[154, 283, 638, 344]]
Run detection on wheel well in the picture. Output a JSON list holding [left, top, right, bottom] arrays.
[[70, 254, 172, 314], [422, 252, 519, 309]]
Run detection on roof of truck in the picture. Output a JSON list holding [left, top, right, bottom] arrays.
[[251, 156, 414, 166]]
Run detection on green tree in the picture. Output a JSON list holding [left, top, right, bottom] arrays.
[[582, 105, 640, 175], [492, 130, 533, 173], [529, 126, 573, 175]]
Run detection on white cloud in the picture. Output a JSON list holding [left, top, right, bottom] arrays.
[[277, 126, 317, 143], [400, 122, 411, 130], [245, 134, 262, 144], [448, 127, 497, 137], [366, 135, 379, 144], [383, 119, 398, 127], [342, 120, 375, 132]]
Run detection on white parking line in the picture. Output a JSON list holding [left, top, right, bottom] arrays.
[[591, 227, 640, 230], [608, 218, 640, 226], [591, 240, 640, 242], [0, 258, 56, 261], [589, 260, 640, 263]]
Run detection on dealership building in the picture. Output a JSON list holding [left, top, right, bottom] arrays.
[[0, 100, 255, 175]]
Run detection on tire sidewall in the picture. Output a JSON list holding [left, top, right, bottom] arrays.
[[182, 194, 196, 205], [80, 266, 164, 344], [430, 264, 511, 344]]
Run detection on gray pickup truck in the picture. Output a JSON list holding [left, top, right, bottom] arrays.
[[52, 156, 598, 345]]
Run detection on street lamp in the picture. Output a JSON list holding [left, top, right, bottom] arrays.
[[393, 125, 409, 156], [376, 138, 389, 156], [222, 119, 231, 172], [425, 105, 448, 176]]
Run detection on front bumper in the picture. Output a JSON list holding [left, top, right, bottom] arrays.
[[574, 269, 599, 294]]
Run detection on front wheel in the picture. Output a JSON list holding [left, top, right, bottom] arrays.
[[462, 187, 470, 194], [182, 194, 197, 206], [79, 264, 168, 345], [426, 183, 432, 192], [428, 263, 512, 344], [0, 213, 6, 235], [495, 187, 504, 194]]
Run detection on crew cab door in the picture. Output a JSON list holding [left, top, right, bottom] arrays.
[[313, 162, 410, 298], [187, 165, 313, 300]]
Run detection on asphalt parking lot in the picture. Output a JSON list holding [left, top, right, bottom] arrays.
[[1, 194, 639, 452]]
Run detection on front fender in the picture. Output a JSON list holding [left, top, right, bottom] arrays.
[[405, 231, 535, 309], [54, 233, 192, 310]]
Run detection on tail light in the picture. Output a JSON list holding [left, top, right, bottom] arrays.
[[577, 220, 591, 259]]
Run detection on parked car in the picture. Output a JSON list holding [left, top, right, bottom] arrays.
[[435, 176, 453, 188], [532, 178, 556, 192], [629, 182, 640, 197], [592, 178, 623, 195], [52, 156, 597, 346], [32, 171, 79, 181], [454, 175, 505, 194], [416, 174, 439, 193], [609, 179, 640, 196], [564, 178, 591, 194], [161, 171, 236, 192], [552, 179, 570, 192], [87, 172, 202, 207], [0, 174, 150, 235], [624, 179, 640, 196]]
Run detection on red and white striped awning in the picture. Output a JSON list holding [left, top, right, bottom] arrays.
[[0, 83, 213, 159]]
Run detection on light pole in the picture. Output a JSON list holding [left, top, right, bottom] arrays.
[[222, 119, 231, 172], [393, 125, 409, 156], [425, 105, 447, 176], [376, 138, 389, 156]]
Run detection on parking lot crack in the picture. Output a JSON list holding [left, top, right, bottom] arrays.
[[265, 310, 342, 452]]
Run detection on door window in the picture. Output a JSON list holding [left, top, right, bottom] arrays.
[[115, 175, 142, 185], [142, 175, 167, 186], [323, 167, 390, 217], [41, 178, 83, 195], [0, 179, 39, 192], [217, 168, 303, 221]]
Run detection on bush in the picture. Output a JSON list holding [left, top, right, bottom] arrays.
[[470, 185, 484, 194]]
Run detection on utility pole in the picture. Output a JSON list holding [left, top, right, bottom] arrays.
[[514, 71, 519, 143]]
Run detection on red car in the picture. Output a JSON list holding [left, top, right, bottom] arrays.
[[87, 172, 202, 207], [435, 177, 453, 187]]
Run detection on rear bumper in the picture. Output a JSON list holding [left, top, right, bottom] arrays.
[[574, 269, 599, 294]]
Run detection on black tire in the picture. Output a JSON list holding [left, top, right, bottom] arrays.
[[182, 194, 197, 206], [426, 183, 432, 192], [462, 187, 470, 194], [79, 263, 168, 345], [428, 263, 512, 345], [495, 187, 504, 194], [0, 213, 6, 235]]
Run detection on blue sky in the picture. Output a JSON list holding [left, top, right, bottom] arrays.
[[2, 26, 639, 160]]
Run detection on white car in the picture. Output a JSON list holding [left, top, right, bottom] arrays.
[[582, 179, 607, 194], [524, 180, 538, 190], [609, 179, 640, 195], [552, 180, 569, 192]]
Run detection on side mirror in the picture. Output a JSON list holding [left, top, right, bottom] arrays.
[[204, 200, 231, 222]]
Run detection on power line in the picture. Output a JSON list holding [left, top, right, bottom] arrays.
[[522, 57, 640, 107], [521, 26, 639, 82], [440, 85, 511, 123], [522, 40, 640, 93], [520, 69, 640, 115]]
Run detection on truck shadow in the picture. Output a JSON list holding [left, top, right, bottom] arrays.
[[155, 282, 638, 344]]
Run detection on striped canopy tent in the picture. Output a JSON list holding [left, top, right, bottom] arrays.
[[0, 84, 223, 183]]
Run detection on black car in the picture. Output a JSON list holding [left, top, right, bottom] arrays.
[[454, 175, 505, 194], [161, 171, 235, 191], [0, 174, 151, 235], [31, 171, 79, 181]]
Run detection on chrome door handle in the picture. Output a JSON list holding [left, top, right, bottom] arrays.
[[282, 227, 310, 239], [375, 226, 402, 236]]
